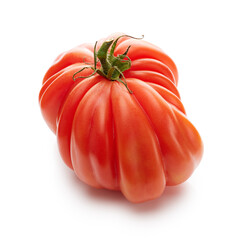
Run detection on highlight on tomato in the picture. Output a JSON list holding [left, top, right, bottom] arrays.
[[39, 33, 203, 203]]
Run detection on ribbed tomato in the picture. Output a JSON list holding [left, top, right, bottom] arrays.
[[39, 33, 203, 203]]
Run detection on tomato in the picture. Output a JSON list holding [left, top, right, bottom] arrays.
[[39, 33, 203, 203]]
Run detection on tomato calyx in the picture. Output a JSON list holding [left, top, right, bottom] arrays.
[[73, 34, 143, 93]]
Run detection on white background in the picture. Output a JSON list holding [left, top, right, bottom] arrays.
[[1, 0, 238, 239]]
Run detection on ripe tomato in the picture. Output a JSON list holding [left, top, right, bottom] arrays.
[[39, 33, 203, 203]]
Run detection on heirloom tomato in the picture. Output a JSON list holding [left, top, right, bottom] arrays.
[[39, 33, 203, 203]]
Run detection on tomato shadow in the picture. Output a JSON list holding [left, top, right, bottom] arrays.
[[69, 172, 189, 214]]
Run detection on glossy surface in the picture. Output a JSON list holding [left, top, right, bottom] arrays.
[[39, 34, 203, 203]]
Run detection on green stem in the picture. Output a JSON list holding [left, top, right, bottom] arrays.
[[96, 39, 114, 75], [73, 34, 143, 93]]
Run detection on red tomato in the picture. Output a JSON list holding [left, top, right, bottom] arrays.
[[39, 33, 203, 203]]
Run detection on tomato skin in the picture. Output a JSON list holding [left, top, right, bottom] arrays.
[[39, 33, 203, 203], [56, 77, 100, 169]]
